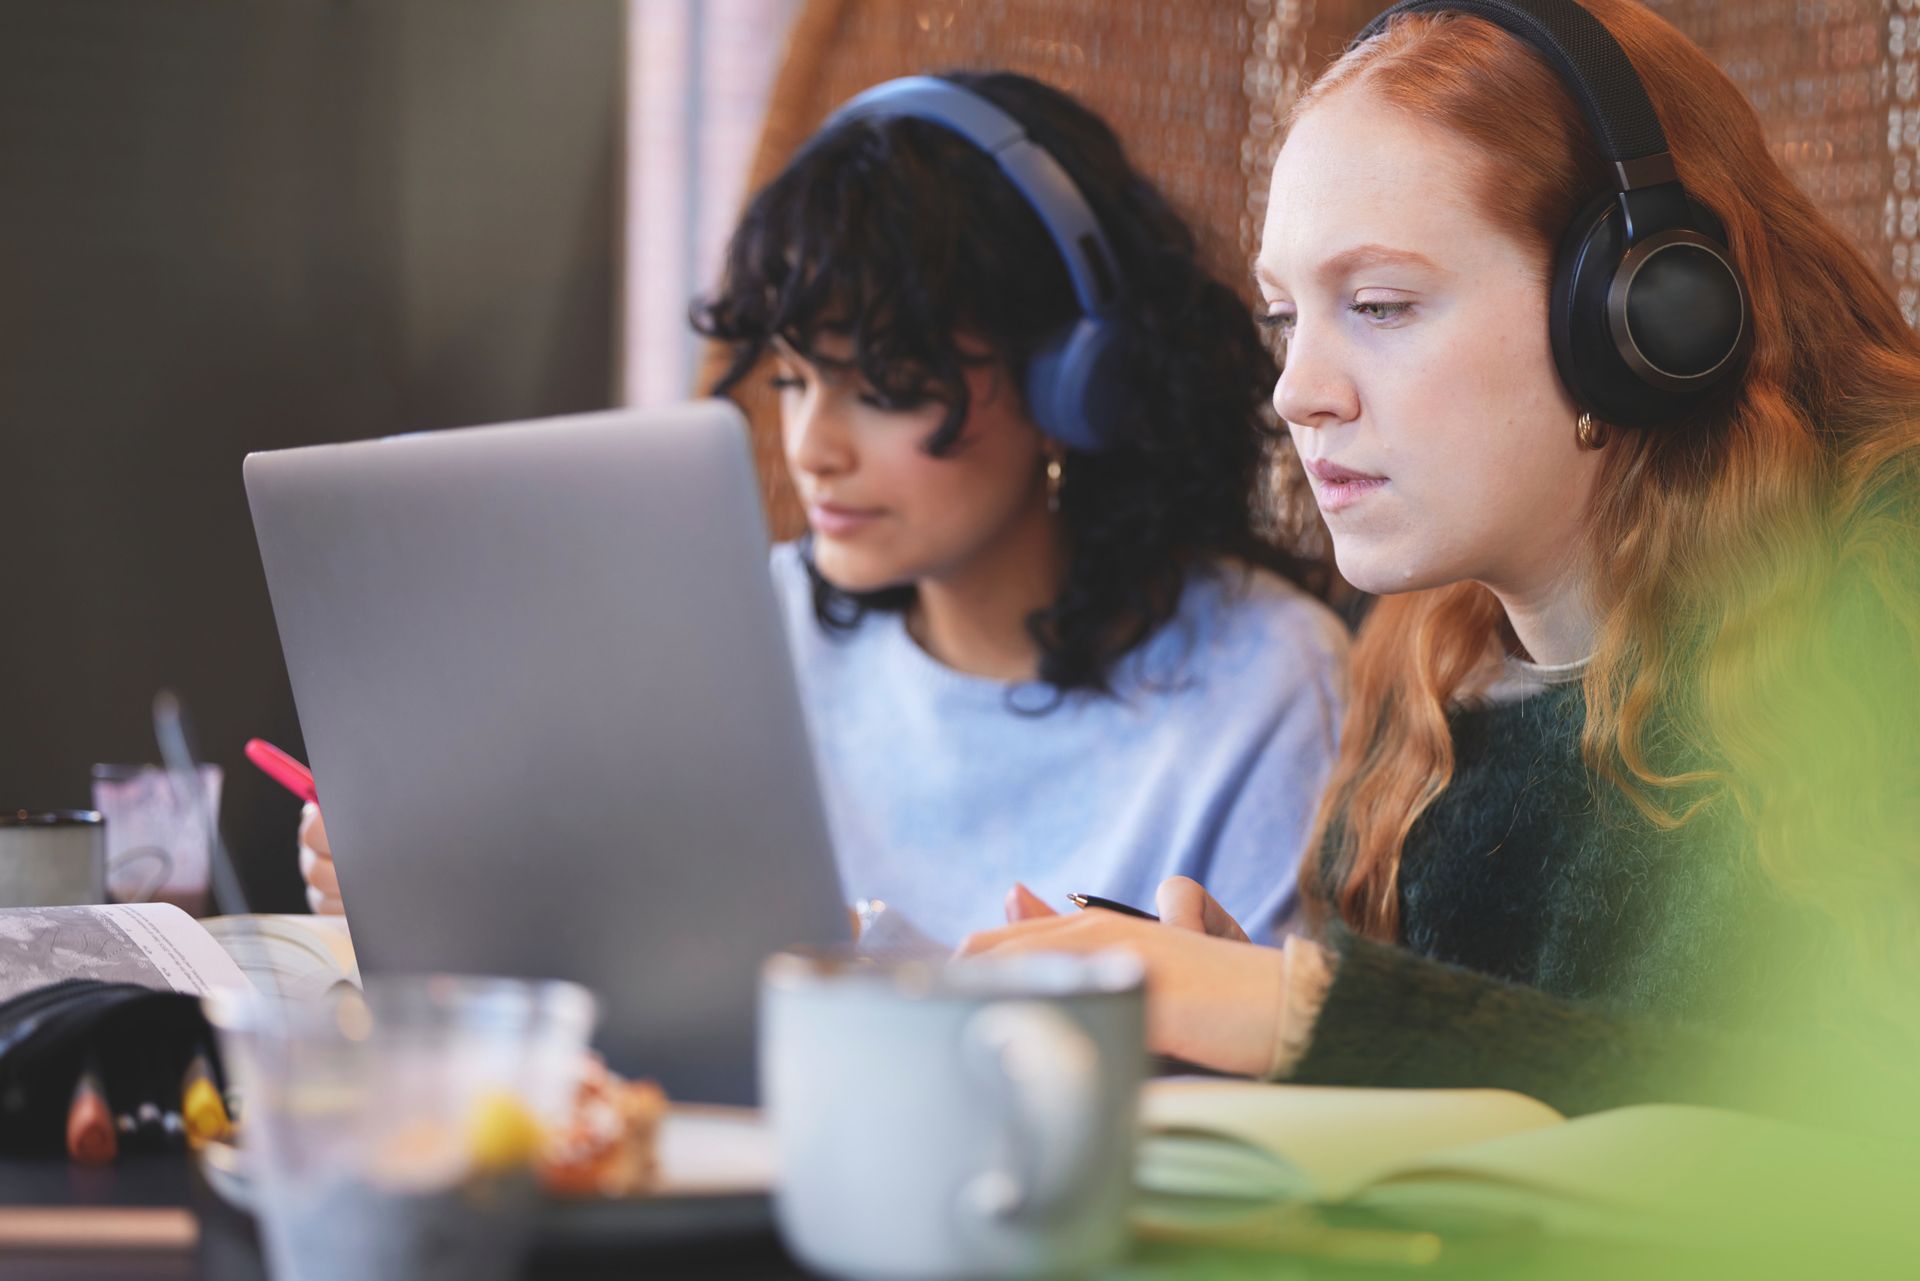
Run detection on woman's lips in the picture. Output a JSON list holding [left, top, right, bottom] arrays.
[[808, 502, 885, 538], [1303, 458, 1388, 514]]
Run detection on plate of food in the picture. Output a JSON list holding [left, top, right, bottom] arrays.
[[197, 1059, 776, 1248]]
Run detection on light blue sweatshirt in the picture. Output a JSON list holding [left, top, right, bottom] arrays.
[[770, 543, 1349, 947]]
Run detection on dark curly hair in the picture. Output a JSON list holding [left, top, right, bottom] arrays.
[[693, 70, 1320, 698]]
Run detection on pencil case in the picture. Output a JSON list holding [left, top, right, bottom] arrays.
[[0, 978, 226, 1159]]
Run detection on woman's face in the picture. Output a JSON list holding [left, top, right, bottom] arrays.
[[776, 334, 1052, 593], [1256, 86, 1602, 601]]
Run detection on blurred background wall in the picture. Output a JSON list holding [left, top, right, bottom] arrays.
[[0, 0, 623, 907]]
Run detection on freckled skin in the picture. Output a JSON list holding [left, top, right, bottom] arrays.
[[1257, 88, 1605, 613]]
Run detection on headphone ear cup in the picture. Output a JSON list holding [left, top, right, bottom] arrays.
[[1550, 193, 1749, 429], [1552, 193, 1664, 427], [1024, 316, 1133, 453]]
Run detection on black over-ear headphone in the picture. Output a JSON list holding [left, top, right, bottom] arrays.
[[1355, 0, 1750, 429]]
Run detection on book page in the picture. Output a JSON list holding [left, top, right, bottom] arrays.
[[1362, 1102, 1913, 1245], [200, 914, 360, 1000], [1140, 1079, 1564, 1202], [0, 903, 251, 1001], [1370, 1103, 1732, 1207]]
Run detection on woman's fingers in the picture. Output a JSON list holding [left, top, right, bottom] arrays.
[[1156, 877, 1210, 931], [959, 911, 1094, 957], [965, 911, 1290, 1074], [305, 883, 345, 917], [1004, 882, 1058, 923], [297, 802, 342, 914], [297, 802, 330, 859], [1155, 876, 1249, 943], [299, 841, 340, 897]]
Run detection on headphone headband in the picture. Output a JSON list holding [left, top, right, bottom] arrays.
[[1356, 0, 1697, 242], [811, 75, 1135, 452], [822, 76, 1122, 319], [1357, 0, 1667, 170]]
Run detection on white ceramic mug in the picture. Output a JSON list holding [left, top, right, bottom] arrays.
[[761, 949, 1146, 1281], [0, 810, 106, 908]]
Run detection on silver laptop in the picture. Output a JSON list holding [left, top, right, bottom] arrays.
[[244, 401, 850, 1103]]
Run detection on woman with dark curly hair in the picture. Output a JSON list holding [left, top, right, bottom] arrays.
[[691, 70, 1348, 947]]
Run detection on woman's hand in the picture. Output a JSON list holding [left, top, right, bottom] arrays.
[[1154, 876, 1253, 942], [297, 802, 345, 916], [1004, 875, 1251, 941], [966, 878, 1286, 1076]]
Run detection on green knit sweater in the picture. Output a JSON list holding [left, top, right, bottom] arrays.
[[1286, 679, 1817, 1117]]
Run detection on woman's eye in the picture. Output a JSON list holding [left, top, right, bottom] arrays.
[[1257, 312, 1295, 354], [1350, 301, 1413, 323], [768, 372, 806, 392], [857, 391, 930, 413]]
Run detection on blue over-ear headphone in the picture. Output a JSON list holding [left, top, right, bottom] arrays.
[[819, 76, 1132, 453]]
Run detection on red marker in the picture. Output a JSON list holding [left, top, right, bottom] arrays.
[[244, 738, 317, 804]]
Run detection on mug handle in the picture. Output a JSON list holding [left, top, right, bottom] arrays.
[[960, 1000, 1104, 1223]]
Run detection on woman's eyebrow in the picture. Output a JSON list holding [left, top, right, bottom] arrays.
[[1253, 243, 1451, 293], [1251, 256, 1284, 296], [1318, 243, 1450, 282]]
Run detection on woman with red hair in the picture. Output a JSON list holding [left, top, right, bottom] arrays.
[[967, 0, 1919, 1122]]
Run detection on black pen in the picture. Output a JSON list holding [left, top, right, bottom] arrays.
[[1067, 893, 1159, 921]]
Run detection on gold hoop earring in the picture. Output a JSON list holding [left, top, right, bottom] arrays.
[[1575, 410, 1608, 451], [1045, 457, 1064, 514]]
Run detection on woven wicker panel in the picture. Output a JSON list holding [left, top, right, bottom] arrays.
[[1646, 0, 1896, 311], [702, 0, 1379, 539]]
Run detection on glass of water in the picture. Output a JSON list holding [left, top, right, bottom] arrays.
[[205, 975, 597, 1281]]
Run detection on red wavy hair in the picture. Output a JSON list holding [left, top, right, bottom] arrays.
[[1297, 0, 1920, 955]]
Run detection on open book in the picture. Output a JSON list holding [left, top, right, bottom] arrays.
[[1140, 1078, 1561, 1206], [1136, 1079, 1911, 1250], [0, 903, 359, 1004]]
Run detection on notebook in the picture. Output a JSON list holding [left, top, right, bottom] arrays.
[[1134, 1078, 1914, 1252]]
